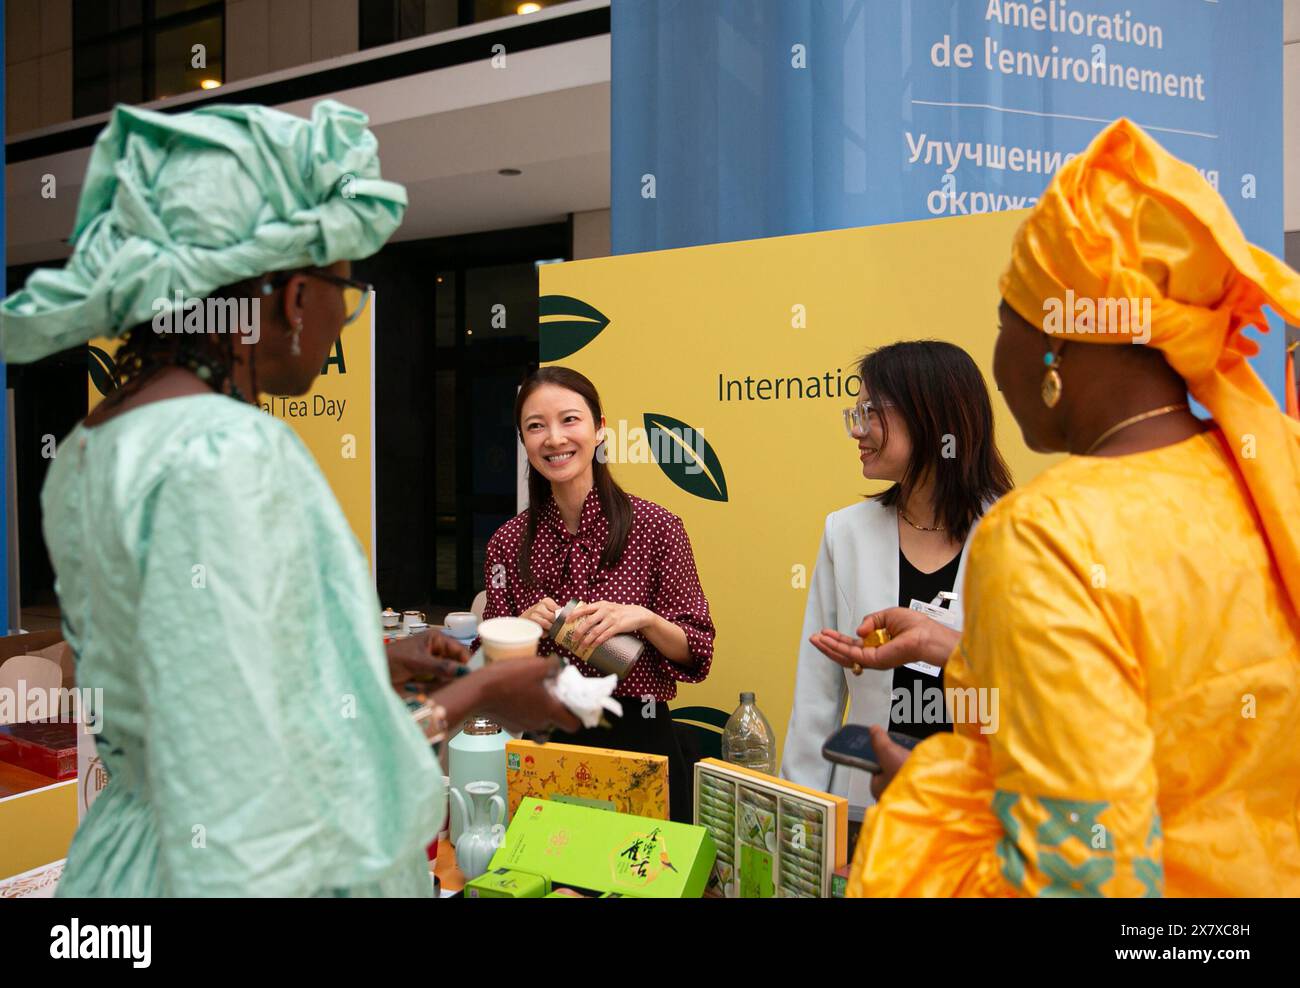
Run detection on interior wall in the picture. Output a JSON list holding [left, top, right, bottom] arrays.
[[226, 0, 360, 83], [4, 0, 72, 135], [571, 207, 610, 260]]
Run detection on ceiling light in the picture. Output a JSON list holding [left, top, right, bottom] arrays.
[[518, 3, 543, 14], [199, 79, 221, 90]]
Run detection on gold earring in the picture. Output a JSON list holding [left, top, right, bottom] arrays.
[[291, 317, 303, 356], [1041, 350, 1062, 408]]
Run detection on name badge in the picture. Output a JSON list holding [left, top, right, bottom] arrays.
[[903, 597, 958, 677]]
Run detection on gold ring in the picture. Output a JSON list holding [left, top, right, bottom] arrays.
[[851, 663, 863, 676]]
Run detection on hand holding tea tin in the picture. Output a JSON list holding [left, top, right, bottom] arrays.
[[567, 600, 655, 652], [520, 597, 561, 633], [810, 606, 959, 674], [545, 600, 647, 680]]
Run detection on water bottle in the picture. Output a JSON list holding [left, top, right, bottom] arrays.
[[723, 692, 776, 776]]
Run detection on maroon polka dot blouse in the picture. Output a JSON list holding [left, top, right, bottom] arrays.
[[482, 487, 715, 702]]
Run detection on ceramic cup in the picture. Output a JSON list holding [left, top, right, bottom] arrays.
[[476, 616, 543, 663], [381, 608, 401, 629], [403, 610, 426, 633], [445, 611, 478, 638]]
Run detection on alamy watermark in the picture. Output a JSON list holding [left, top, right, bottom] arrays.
[[0, 682, 104, 733], [891, 680, 999, 734], [1043, 289, 1151, 345], [50, 919, 151, 968], [151, 291, 260, 344], [596, 419, 708, 474]]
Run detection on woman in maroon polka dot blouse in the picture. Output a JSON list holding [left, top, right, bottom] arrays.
[[482, 366, 715, 822]]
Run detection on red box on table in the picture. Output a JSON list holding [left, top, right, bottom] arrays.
[[0, 721, 79, 781]]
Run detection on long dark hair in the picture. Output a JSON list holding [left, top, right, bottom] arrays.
[[515, 366, 633, 584], [859, 341, 1012, 541]]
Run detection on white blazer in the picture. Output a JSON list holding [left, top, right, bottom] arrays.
[[780, 498, 976, 811]]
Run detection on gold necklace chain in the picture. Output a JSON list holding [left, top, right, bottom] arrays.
[[900, 509, 945, 533], [1083, 403, 1189, 456]]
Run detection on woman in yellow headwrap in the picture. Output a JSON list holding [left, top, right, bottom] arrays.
[[840, 118, 1300, 896]]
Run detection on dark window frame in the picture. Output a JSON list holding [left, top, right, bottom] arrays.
[[356, 222, 570, 611], [73, 0, 226, 118], [14, 4, 608, 163], [360, 0, 580, 51]]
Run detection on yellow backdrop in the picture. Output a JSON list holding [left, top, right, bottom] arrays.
[[539, 210, 1060, 762], [87, 289, 376, 566]]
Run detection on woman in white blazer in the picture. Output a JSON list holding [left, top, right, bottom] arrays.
[[781, 341, 1012, 811]]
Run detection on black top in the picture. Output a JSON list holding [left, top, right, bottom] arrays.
[[890, 547, 963, 740]]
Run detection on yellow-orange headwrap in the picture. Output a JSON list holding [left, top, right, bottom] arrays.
[[1000, 118, 1300, 614]]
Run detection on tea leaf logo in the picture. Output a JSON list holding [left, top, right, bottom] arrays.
[[643, 412, 729, 502], [88, 345, 118, 397], [539, 295, 610, 361]]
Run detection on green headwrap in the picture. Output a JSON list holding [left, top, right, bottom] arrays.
[[0, 99, 407, 364]]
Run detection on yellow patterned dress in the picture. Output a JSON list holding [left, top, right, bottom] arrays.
[[849, 430, 1300, 896]]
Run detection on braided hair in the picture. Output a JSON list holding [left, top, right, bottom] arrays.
[[100, 277, 271, 409]]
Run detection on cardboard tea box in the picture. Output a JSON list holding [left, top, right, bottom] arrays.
[[464, 867, 550, 899], [694, 758, 849, 898], [831, 865, 851, 898], [505, 740, 668, 820], [0, 631, 79, 880], [489, 798, 715, 898]]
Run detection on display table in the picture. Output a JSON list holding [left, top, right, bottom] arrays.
[[0, 764, 77, 879], [432, 840, 465, 894], [0, 858, 64, 898]]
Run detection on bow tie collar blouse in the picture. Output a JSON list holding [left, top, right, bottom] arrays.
[[482, 488, 715, 701]]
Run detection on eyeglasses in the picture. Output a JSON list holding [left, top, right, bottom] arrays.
[[842, 398, 893, 438], [307, 270, 373, 326], [262, 269, 374, 326]]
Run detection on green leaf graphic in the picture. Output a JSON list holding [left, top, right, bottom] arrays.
[[643, 412, 729, 502], [539, 295, 610, 361], [88, 345, 118, 397]]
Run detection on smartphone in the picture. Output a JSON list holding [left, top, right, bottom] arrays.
[[821, 724, 921, 774]]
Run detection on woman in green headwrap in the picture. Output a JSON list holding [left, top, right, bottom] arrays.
[[0, 100, 578, 897]]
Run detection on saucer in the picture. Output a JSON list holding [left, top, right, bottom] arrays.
[[439, 625, 477, 643]]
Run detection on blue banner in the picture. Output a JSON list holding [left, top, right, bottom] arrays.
[[612, 0, 1286, 399]]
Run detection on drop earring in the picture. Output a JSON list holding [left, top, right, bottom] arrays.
[[1041, 349, 1063, 408], [291, 317, 303, 356]]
